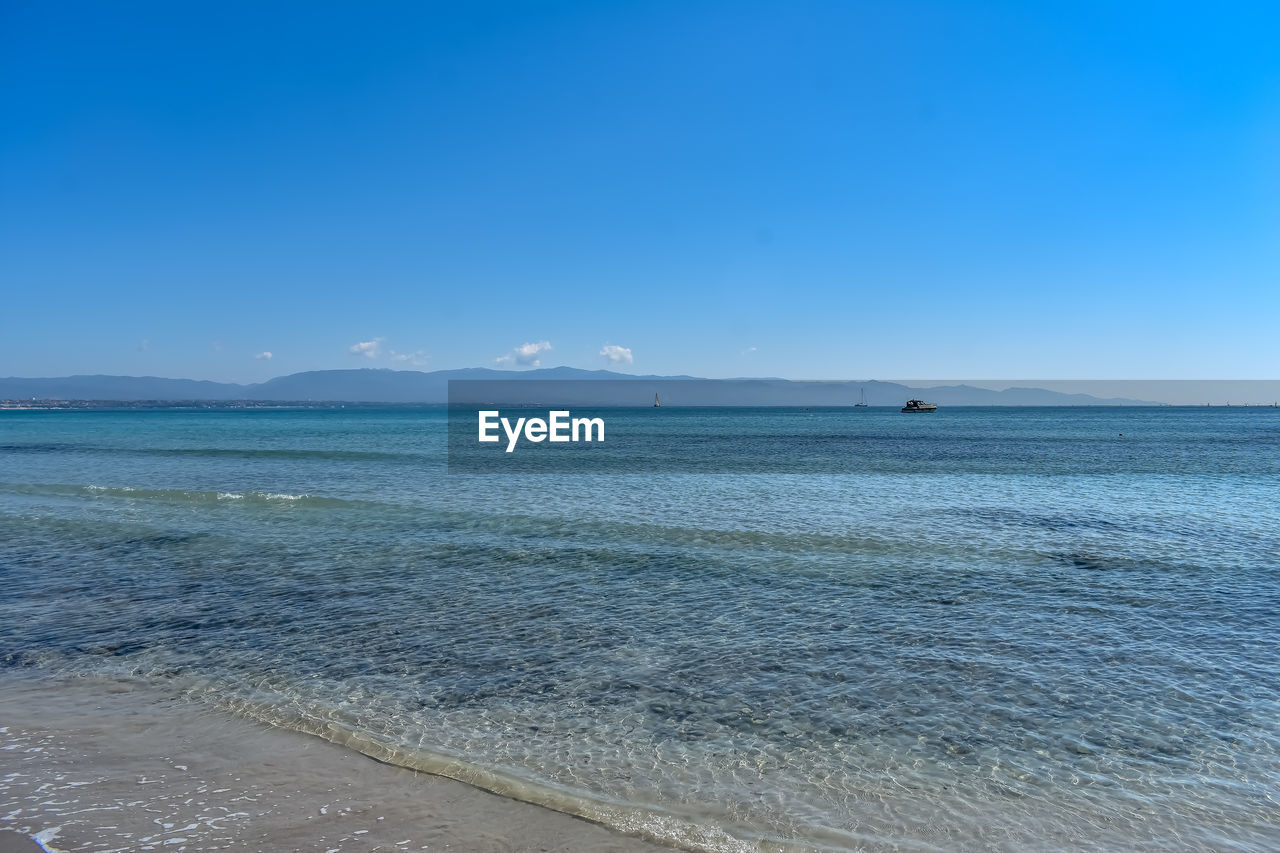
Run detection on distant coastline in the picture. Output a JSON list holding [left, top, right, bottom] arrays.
[[0, 368, 1161, 406], [0, 399, 439, 411], [5, 369, 1279, 407], [8, 400, 1272, 411]]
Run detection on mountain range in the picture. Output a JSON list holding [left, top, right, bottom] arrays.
[[0, 368, 1156, 405]]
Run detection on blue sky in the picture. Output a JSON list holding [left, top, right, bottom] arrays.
[[2, 1, 1277, 381]]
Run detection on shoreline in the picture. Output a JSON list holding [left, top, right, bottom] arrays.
[[0, 674, 672, 853]]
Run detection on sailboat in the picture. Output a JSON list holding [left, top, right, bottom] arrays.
[[854, 387, 868, 407], [653, 393, 660, 408]]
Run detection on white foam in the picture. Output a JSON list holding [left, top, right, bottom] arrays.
[[32, 825, 62, 851]]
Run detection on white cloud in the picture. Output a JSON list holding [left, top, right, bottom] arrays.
[[390, 349, 429, 366], [742, 346, 758, 356], [254, 351, 273, 360], [600, 344, 633, 365], [495, 340, 551, 367], [349, 338, 384, 359]]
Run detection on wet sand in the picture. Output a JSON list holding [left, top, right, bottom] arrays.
[[0, 675, 671, 852]]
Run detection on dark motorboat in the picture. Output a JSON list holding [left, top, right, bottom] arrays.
[[901, 398, 937, 413]]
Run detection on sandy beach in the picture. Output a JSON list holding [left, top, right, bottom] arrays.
[[0, 674, 670, 852]]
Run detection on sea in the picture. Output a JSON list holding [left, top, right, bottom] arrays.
[[1, 406, 1278, 851]]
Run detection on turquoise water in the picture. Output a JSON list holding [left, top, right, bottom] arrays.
[[2, 407, 1278, 850]]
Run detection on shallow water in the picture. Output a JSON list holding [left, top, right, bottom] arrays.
[[2, 407, 1278, 850]]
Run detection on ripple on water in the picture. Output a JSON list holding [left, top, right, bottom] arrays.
[[1, 409, 1278, 850]]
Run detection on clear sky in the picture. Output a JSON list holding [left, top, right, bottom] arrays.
[[2, 1, 1277, 382]]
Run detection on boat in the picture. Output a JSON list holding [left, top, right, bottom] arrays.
[[854, 388, 868, 407], [653, 393, 660, 408], [900, 398, 937, 413]]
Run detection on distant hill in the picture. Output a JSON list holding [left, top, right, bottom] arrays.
[[0, 368, 1154, 405], [0, 374, 252, 400]]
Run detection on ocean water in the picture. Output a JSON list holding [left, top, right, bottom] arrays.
[[2, 407, 1278, 851]]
